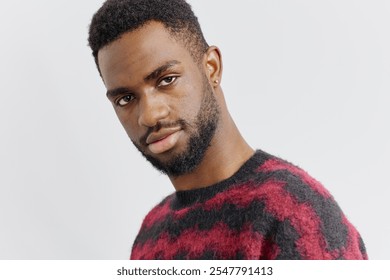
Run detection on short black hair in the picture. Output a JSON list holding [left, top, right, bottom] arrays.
[[88, 0, 209, 69]]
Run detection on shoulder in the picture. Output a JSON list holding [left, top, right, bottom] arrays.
[[252, 154, 343, 234], [247, 152, 365, 259], [256, 154, 332, 199], [139, 193, 175, 230]]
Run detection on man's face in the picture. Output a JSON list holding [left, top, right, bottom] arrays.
[[98, 22, 219, 176]]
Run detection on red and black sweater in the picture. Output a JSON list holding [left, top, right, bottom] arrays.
[[130, 150, 367, 260]]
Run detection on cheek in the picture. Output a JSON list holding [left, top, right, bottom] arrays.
[[114, 109, 142, 140], [177, 79, 204, 119], [180, 101, 199, 122]]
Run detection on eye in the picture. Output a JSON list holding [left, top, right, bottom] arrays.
[[117, 95, 135, 106], [159, 76, 177, 87]]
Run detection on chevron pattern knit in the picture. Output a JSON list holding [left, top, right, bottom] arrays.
[[130, 150, 367, 260]]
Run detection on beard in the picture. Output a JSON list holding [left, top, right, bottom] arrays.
[[132, 78, 220, 177]]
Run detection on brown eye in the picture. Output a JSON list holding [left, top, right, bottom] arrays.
[[117, 95, 134, 106], [159, 76, 177, 87]]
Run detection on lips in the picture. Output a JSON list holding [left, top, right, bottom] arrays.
[[146, 127, 183, 154]]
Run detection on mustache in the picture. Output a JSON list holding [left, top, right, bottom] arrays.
[[139, 119, 189, 145]]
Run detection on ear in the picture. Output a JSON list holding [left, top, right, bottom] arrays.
[[203, 46, 223, 88]]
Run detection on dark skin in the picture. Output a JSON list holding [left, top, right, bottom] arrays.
[[98, 21, 254, 191]]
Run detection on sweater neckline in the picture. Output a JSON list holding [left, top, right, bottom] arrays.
[[172, 149, 270, 208]]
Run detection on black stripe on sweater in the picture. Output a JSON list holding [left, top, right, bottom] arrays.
[[134, 199, 302, 259], [257, 169, 349, 251], [359, 235, 367, 255]]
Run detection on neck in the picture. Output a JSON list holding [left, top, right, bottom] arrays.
[[169, 107, 254, 191]]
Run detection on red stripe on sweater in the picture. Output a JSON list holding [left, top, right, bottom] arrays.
[[201, 179, 333, 259], [141, 197, 173, 229], [339, 215, 367, 259], [202, 182, 259, 211], [131, 223, 264, 259], [258, 158, 332, 199], [260, 238, 280, 260], [173, 207, 191, 220], [259, 180, 334, 259]]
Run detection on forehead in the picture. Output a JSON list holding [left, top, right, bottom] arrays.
[[98, 21, 194, 89]]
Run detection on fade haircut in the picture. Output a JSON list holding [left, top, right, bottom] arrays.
[[88, 0, 209, 70]]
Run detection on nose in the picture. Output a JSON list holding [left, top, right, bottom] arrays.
[[137, 92, 169, 128]]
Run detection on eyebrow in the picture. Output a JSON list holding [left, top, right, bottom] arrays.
[[106, 87, 132, 98], [106, 60, 181, 98], [144, 60, 181, 82]]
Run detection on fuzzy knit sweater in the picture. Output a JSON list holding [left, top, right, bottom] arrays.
[[130, 150, 367, 260]]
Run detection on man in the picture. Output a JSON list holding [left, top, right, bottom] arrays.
[[88, 0, 367, 259]]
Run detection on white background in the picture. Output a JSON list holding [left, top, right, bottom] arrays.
[[0, 0, 388, 259]]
